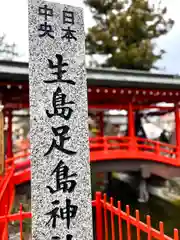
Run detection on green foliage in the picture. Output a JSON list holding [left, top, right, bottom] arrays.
[[84, 0, 174, 70], [0, 34, 18, 60]]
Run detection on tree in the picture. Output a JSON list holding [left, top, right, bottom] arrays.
[[0, 34, 18, 60], [84, 0, 174, 71]]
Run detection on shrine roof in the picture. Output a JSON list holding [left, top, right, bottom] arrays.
[[1, 60, 180, 90]]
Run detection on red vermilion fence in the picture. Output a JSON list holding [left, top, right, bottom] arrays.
[[0, 204, 31, 240], [93, 192, 179, 240], [0, 166, 15, 240], [0, 149, 180, 239], [0, 192, 179, 240]]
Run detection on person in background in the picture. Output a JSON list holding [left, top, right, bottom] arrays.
[[88, 113, 99, 137]]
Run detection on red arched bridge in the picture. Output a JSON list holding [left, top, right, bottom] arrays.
[[4, 135, 180, 186]]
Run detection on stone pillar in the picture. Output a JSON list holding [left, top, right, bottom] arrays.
[[29, 1, 93, 239], [138, 178, 149, 203], [138, 166, 150, 203]]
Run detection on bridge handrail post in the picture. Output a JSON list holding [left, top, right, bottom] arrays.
[[175, 146, 180, 164], [19, 204, 23, 240], [95, 192, 103, 240], [155, 142, 160, 155], [103, 137, 108, 151], [129, 136, 137, 151], [174, 228, 179, 240]]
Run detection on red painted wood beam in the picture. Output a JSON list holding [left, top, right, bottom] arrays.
[[175, 105, 180, 159], [4, 103, 29, 110], [89, 104, 175, 111], [6, 111, 13, 158], [128, 102, 135, 138]]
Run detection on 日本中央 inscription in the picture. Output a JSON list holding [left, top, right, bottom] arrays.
[[28, 0, 93, 239]]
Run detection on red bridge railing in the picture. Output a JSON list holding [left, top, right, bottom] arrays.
[[90, 136, 180, 165], [90, 136, 177, 155], [0, 192, 179, 240], [4, 136, 180, 168]]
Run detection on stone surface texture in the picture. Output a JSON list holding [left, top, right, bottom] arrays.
[[28, 0, 93, 239]]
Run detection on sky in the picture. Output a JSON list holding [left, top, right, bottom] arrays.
[[0, 0, 180, 74]]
